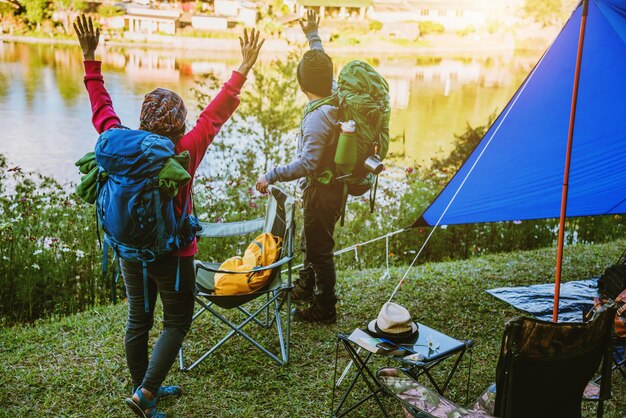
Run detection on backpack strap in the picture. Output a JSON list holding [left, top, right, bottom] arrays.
[[111, 253, 120, 304], [369, 174, 379, 214], [339, 182, 349, 227], [302, 96, 336, 120], [102, 240, 109, 275], [152, 177, 168, 250], [142, 261, 150, 313], [174, 194, 192, 292]]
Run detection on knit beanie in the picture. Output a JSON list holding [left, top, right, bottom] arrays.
[[140, 88, 187, 140], [297, 49, 333, 97]]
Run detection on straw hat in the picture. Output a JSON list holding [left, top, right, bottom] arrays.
[[367, 302, 419, 344]]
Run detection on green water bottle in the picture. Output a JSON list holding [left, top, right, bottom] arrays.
[[334, 120, 357, 176]]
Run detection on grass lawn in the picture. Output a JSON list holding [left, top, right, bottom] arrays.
[[2, 239, 625, 417]]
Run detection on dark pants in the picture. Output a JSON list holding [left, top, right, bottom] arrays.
[[299, 184, 343, 309], [121, 256, 195, 394]]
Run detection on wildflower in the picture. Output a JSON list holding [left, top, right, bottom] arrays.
[[405, 167, 414, 175], [33, 249, 43, 255], [426, 335, 440, 351], [75, 250, 85, 259], [32, 263, 40, 270], [513, 220, 522, 225]]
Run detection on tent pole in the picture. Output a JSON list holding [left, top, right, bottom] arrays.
[[553, 0, 590, 322]]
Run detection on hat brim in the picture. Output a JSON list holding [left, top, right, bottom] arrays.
[[366, 320, 419, 344]]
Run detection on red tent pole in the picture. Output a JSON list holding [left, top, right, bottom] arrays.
[[553, 0, 590, 322]]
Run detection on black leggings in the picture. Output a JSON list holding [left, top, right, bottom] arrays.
[[121, 256, 195, 393]]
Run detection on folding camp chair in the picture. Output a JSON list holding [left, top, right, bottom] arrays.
[[378, 306, 616, 418], [178, 185, 295, 370]]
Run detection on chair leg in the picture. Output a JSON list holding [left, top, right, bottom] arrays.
[[178, 302, 209, 371], [184, 292, 290, 369]]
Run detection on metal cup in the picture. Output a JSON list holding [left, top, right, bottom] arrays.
[[364, 154, 384, 175]]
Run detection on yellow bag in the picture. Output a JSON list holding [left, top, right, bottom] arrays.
[[214, 233, 283, 295]]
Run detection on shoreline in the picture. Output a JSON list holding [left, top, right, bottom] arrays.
[[0, 33, 540, 56]]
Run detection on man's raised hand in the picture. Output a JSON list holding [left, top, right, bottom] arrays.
[[73, 15, 100, 61], [299, 9, 320, 35]]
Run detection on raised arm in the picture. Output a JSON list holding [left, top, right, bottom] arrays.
[[300, 9, 324, 51], [178, 28, 264, 174], [74, 14, 121, 134]]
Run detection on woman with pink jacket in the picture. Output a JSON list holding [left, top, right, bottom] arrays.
[[74, 15, 263, 417]]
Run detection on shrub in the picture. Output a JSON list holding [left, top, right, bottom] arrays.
[[97, 4, 125, 18], [418, 21, 445, 36], [369, 20, 383, 32], [0, 155, 107, 324]]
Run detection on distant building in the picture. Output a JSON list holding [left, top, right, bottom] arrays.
[[214, 0, 258, 27], [295, 0, 374, 20], [369, 0, 487, 31], [116, 7, 181, 35], [191, 15, 229, 31]]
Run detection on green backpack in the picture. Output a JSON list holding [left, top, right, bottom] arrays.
[[306, 60, 391, 223]]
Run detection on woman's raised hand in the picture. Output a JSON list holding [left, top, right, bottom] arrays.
[[237, 28, 265, 77], [73, 14, 100, 61]]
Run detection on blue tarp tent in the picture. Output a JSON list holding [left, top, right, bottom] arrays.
[[416, 0, 626, 228]]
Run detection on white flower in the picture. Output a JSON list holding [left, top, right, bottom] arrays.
[[75, 250, 85, 259], [33, 249, 43, 255], [32, 263, 40, 270], [61, 246, 71, 253], [426, 334, 440, 351]]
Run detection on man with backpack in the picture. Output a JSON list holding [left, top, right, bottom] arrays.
[[74, 15, 264, 417], [256, 10, 341, 324]]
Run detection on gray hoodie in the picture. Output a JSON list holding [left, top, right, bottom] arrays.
[[264, 31, 338, 190]]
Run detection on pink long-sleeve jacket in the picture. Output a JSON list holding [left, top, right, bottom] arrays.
[[83, 60, 246, 256]]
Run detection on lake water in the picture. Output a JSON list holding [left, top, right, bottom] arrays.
[[0, 41, 541, 184]]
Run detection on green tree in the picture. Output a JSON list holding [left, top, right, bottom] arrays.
[[234, 48, 304, 172], [54, 0, 85, 34], [258, 0, 291, 36], [431, 112, 496, 172], [0, 0, 20, 18], [19, 0, 48, 30], [522, 0, 572, 27], [97, 4, 124, 19], [190, 49, 304, 227]]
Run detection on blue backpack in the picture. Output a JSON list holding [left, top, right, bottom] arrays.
[[95, 128, 198, 310]]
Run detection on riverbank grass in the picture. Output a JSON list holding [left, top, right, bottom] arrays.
[[2, 239, 625, 417]]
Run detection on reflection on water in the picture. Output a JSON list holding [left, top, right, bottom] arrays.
[[0, 42, 540, 183]]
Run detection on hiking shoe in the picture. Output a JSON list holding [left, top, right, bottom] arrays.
[[125, 388, 167, 418], [281, 280, 314, 303], [156, 385, 182, 401], [293, 303, 337, 324]]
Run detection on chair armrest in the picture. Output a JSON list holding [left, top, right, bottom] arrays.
[[196, 218, 264, 238], [196, 255, 294, 275]]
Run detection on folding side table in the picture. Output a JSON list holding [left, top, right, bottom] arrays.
[[331, 323, 473, 417]]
